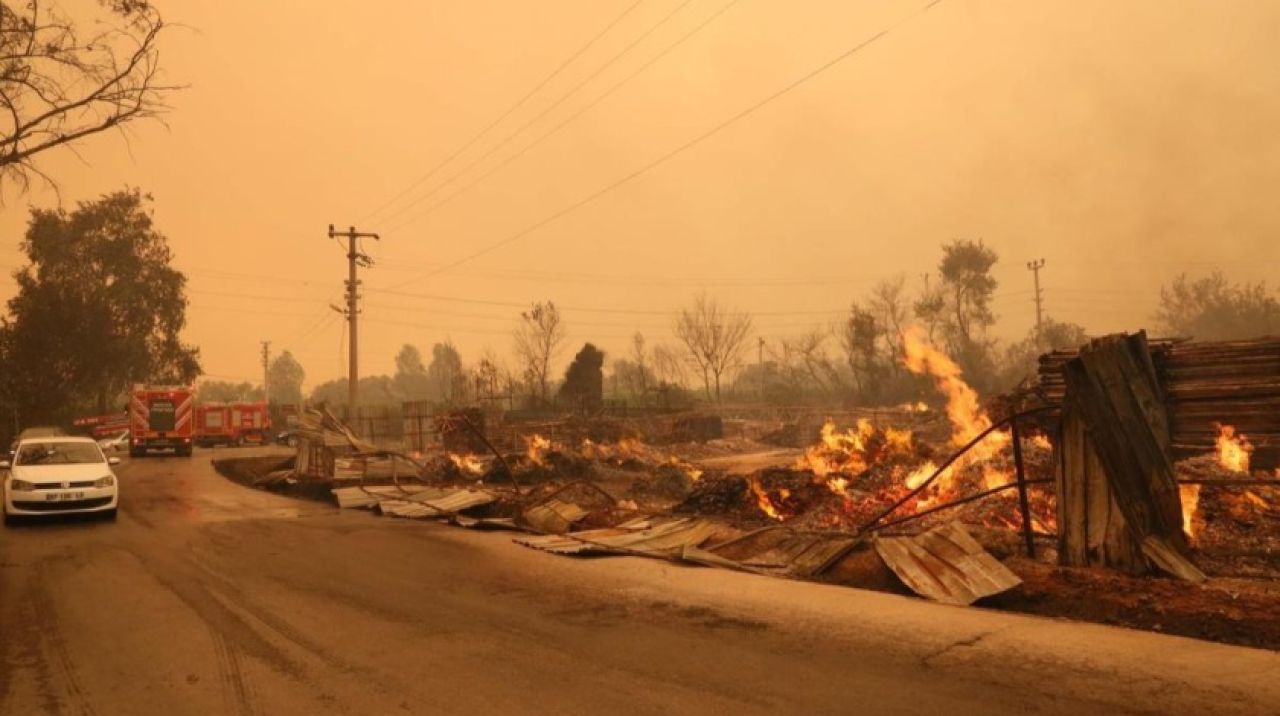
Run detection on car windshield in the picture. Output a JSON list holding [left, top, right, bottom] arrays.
[[15, 442, 104, 465]]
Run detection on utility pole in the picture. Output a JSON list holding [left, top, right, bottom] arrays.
[[328, 224, 380, 409], [758, 336, 765, 402], [261, 341, 271, 405], [1027, 259, 1046, 345]]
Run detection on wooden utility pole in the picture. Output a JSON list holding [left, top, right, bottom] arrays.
[[1027, 259, 1046, 344], [327, 224, 379, 409], [261, 341, 271, 404], [758, 336, 765, 401]]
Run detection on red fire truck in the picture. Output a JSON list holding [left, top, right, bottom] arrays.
[[194, 401, 271, 447], [129, 385, 195, 457]]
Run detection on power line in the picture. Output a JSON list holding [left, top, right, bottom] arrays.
[[373, 0, 699, 229], [357, 0, 647, 226], [383, 0, 948, 291], [381, 0, 747, 233]]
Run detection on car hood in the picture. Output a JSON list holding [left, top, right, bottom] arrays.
[[9, 463, 111, 484]]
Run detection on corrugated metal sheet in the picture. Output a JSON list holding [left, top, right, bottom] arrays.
[[332, 485, 416, 509], [375, 488, 497, 518], [735, 534, 862, 578], [514, 516, 730, 557], [874, 522, 1022, 606], [522, 499, 589, 534]]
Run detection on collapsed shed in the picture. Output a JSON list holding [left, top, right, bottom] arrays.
[[1038, 332, 1280, 579]]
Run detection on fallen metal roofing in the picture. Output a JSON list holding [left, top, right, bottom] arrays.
[[874, 522, 1022, 606], [514, 516, 732, 558], [378, 489, 497, 518], [332, 485, 418, 509], [733, 533, 862, 578], [522, 499, 589, 535]]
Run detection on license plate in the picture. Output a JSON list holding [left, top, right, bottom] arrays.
[[45, 492, 85, 501]]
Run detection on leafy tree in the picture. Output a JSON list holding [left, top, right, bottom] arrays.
[[559, 343, 604, 409], [0, 1, 175, 193], [266, 351, 304, 406], [841, 303, 883, 398], [999, 318, 1090, 389], [1154, 272, 1280, 340], [512, 301, 565, 405], [0, 188, 199, 422], [309, 378, 348, 407], [426, 341, 465, 404], [307, 375, 394, 407], [198, 380, 262, 403], [674, 292, 753, 402], [393, 344, 430, 400], [937, 238, 999, 351]]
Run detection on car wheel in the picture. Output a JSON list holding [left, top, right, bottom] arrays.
[[4, 511, 16, 527]]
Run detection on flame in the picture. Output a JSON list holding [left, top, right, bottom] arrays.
[[1215, 424, 1253, 473], [1031, 434, 1052, 450], [448, 453, 485, 476], [904, 461, 941, 490], [524, 434, 551, 467], [1244, 490, 1268, 509], [900, 329, 1010, 495], [748, 477, 789, 521], [1180, 484, 1201, 540], [982, 465, 1013, 491], [794, 418, 917, 479]]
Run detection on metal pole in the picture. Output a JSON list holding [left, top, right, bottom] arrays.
[[1011, 418, 1036, 558], [261, 341, 271, 405], [347, 230, 359, 409], [1027, 259, 1045, 345]]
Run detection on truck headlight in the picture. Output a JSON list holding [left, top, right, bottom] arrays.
[[94, 475, 115, 488], [9, 478, 34, 491]]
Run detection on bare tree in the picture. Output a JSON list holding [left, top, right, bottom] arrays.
[[0, 2, 177, 193], [673, 292, 753, 402], [651, 343, 687, 386], [787, 329, 845, 395], [868, 275, 909, 370], [512, 301, 565, 405], [631, 331, 649, 397]]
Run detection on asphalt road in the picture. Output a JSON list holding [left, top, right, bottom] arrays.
[[1, 451, 1276, 715]]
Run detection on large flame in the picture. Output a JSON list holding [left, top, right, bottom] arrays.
[[1215, 424, 1253, 473], [901, 330, 1012, 492]]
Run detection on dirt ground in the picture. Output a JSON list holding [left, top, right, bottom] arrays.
[[221, 414, 1280, 653]]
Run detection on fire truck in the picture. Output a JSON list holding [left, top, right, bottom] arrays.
[[194, 401, 271, 447], [129, 385, 195, 457]]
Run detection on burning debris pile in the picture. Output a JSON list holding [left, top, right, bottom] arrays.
[[674, 332, 1057, 534]]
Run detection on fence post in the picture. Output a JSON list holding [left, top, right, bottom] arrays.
[[1011, 418, 1036, 558]]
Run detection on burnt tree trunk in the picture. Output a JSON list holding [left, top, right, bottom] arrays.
[[1057, 332, 1204, 581]]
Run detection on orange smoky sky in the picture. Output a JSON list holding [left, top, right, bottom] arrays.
[[2, 0, 1279, 389]]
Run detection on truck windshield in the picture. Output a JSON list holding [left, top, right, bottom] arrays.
[[16, 442, 105, 465], [150, 399, 176, 431]]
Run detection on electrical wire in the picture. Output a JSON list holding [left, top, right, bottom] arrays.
[[382, 0, 747, 233], [372, 0, 699, 229], [359, 0, 649, 226], [383, 0, 948, 291]]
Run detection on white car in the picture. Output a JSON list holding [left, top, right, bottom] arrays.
[[2, 436, 120, 524]]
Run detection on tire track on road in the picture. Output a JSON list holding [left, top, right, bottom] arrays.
[[29, 560, 98, 716]]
